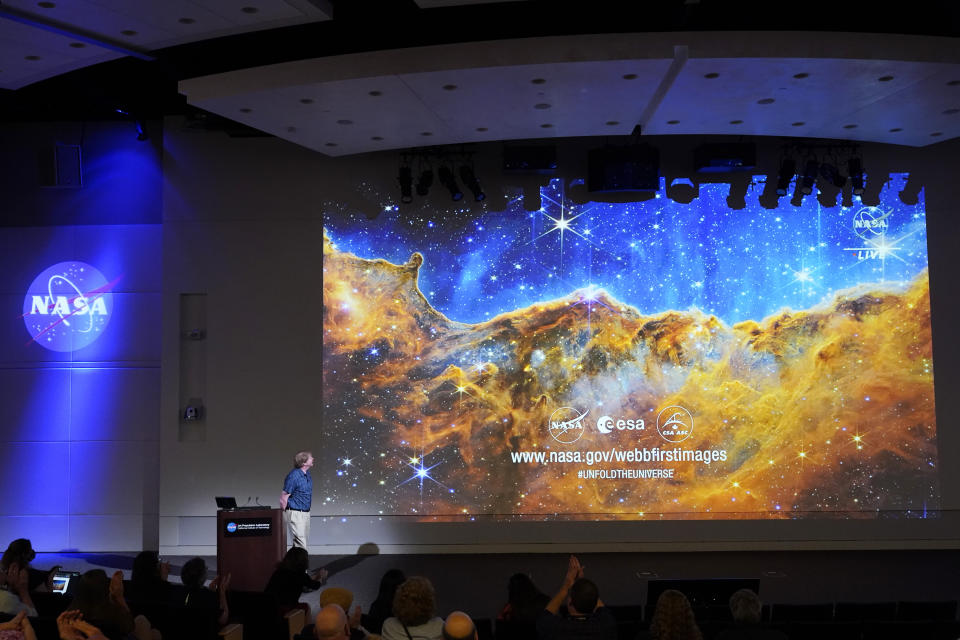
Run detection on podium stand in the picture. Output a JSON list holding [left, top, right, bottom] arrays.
[[216, 507, 286, 591]]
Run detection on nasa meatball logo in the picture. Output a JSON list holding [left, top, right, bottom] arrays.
[[22, 261, 117, 352], [226, 522, 238, 533], [548, 407, 586, 444], [656, 405, 693, 443], [852, 207, 891, 239], [596, 415, 645, 434]]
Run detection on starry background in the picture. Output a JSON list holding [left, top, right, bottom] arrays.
[[322, 173, 928, 326]]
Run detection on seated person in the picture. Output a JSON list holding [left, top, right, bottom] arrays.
[[639, 590, 702, 640], [1, 538, 58, 594], [125, 552, 173, 604], [365, 569, 405, 634], [66, 570, 134, 640], [265, 547, 327, 616], [0, 563, 37, 617], [443, 611, 477, 640], [313, 604, 350, 640], [496, 572, 549, 638], [179, 557, 230, 627], [0, 610, 37, 640], [296, 588, 368, 640], [714, 589, 787, 640], [536, 556, 616, 640], [56, 611, 109, 640], [381, 577, 444, 640]]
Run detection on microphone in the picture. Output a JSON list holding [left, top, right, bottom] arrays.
[[255, 496, 263, 506]]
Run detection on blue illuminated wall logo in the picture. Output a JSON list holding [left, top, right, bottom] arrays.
[[22, 261, 117, 351]]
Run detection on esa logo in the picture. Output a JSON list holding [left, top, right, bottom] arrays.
[[596, 416, 645, 434], [226, 522, 238, 533]]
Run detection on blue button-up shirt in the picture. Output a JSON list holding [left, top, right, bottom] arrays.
[[283, 467, 312, 511]]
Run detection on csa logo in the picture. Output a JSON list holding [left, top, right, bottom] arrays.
[[548, 407, 587, 444], [22, 262, 117, 352], [226, 522, 238, 533], [656, 405, 694, 443]]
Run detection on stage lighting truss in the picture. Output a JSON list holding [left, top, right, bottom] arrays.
[[396, 147, 484, 204]]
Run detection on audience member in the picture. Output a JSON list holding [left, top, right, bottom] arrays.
[[381, 576, 444, 640], [126, 552, 172, 604], [442, 611, 476, 640], [537, 556, 616, 640], [0, 611, 36, 640], [714, 589, 787, 640], [314, 604, 351, 640], [0, 539, 58, 593], [365, 568, 405, 634], [179, 557, 230, 627], [57, 611, 110, 640], [66, 570, 135, 640], [317, 588, 367, 640], [498, 572, 549, 625], [265, 547, 327, 616], [640, 589, 702, 640], [0, 563, 37, 617]]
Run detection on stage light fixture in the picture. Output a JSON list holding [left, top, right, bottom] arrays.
[[848, 158, 865, 195], [775, 159, 796, 196], [819, 163, 846, 188], [397, 166, 413, 204], [899, 172, 923, 206], [135, 120, 149, 142], [726, 175, 750, 210], [666, 177, 698, 204], [415, 169, 433, 196], [438, 166, 463, 201], [522, 183, 542, 211], [800, 160, 818, 195], [459, 165, 485, 201]]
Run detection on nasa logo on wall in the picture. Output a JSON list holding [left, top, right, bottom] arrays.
[[22, 261, 117, 352]]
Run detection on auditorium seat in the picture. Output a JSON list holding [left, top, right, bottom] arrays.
[[227, 590, 304, 640], [769, 603, 834, 621]]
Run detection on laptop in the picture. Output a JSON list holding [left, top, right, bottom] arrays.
[[215, 496, 238, 509]]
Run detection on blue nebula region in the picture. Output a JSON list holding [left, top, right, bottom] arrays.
[[323, 174, 927, 326]]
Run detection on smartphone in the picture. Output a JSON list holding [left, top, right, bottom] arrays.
[[51, 570, 80, 595]]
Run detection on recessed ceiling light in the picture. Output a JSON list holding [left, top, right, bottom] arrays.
[[239, 108, 252, 113], [540, 123, 553, 128], [757, 98, 775, 105], [442, 84, 457, 91], [300, 98, 314, 104], [371, 136, 383, 141], [38, 1, 55, 8], [69, 42, 86, 48], [325, 142, 337, 147], [337, 119, 353, 125], [842, 124, 858, 129], [120, 29, 137, 36], [178, 17, 196, 24], [703, 72, 719, 79], [793, 72, 809, 79], [930, 132, 943, 136], [531, 78, 546, 85], [534, 103, 551, 110], [666, 120, 680, 124], [421, 132, 433, 136], [622, 74, 638, 80], [24, 55, 41, 61], [791, 122, 805, 126], [368, 90, 382, 96], [729, 119, 743, 124], [878, 75, 894, 82], [606, 121, 619, 126], [948, 80, 960, 86], [241, 6, 258, 13], [889, 128, 902, 132], [943, 108, 959, 114], [286, 126, 297, 133], [476, 127, 488, 132]]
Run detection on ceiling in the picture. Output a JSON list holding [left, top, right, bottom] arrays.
[[2, 0, 960, 155]]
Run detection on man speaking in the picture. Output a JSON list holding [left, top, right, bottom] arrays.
[[280, 450, 314, 549]]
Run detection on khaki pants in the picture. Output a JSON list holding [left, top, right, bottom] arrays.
[[284, 508, 310, 548]]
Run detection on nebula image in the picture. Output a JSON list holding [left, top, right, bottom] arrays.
[[321, 177, 938, 520]]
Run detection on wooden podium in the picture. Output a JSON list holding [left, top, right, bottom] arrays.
[[216, 507, 286, 591]]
